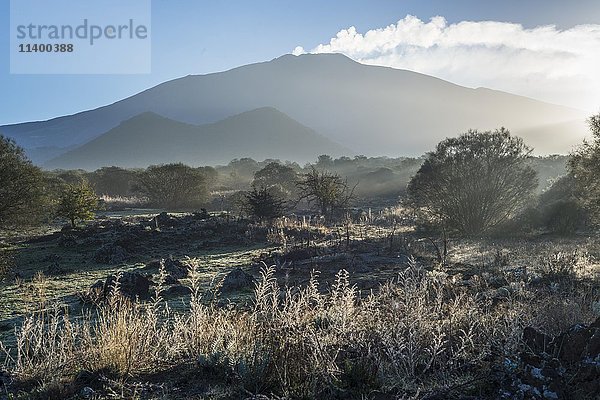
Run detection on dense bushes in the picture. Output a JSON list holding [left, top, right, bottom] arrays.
[[534, 175, 586, 234]]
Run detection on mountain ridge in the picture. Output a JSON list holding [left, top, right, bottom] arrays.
[[1, 53, 588, 163], [44, 107, 348, 170]]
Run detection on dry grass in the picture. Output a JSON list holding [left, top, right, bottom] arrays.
[[2, 251, 598, 399]]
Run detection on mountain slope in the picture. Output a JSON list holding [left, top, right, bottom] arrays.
[[1, 53, 589, 162], [45, 107, 348, 170]]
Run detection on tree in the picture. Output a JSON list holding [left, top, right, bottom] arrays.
[[568, 113, 600, 223], [244, 186, 286, 222], [134, 163, 207, 209], [315, 154, 334, 170], [296, 167, 355, 220], [88, 166, 139, 197], [408, 128, 537, 235], [252, 162, 299, 199], [56, 181, 99, 228], [0, 135, 45, 228]]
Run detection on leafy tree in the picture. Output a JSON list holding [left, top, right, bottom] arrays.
[[252, 162, 298, 199], [568, 113, 600, 223], [244, 186, 286, 222], [408, 128, 537, 235], [0, 135, 45, 228], [134, 163, 208, 209], [297, 167, 355, 220], [56, 181, 99, 228]]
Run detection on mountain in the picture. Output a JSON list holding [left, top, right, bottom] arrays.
[[44, 107, 348, 170], [0, 53, 589, 164]]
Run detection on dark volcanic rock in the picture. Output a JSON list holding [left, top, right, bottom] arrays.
[[45, 261, 69, 276], [281, 247, 321, 263], [93, 244, 128, 264], [163, 284, 192, 297], [102, 272, 151, 300], [163, 257, 189, 279], [221, 268, 254, 292], [503, 317, 600, 399]]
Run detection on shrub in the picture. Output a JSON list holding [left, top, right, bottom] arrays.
[[244, 186, 286, 222]]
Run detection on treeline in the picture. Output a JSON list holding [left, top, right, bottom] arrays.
[[2, 112, 597, 234]]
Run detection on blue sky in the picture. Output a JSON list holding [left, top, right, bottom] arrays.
[[1, 0, 599, 125]]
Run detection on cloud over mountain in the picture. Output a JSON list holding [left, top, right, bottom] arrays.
[[294, 15, 600, 111]]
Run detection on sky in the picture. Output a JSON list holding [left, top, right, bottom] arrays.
[[1, 0, 599, 125]]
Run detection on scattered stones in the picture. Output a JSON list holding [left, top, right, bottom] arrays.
[[144, 257, 189, 282]]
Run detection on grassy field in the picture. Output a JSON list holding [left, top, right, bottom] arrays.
[[0, 211, 599, 399]]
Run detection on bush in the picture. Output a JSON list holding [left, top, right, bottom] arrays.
[[537, 175, 586, 235], [88, 166, 139, 197], [542, 200, 584, 235], [408, 128, 537, 235]]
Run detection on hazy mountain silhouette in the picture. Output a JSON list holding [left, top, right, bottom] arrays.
[[44, 107, 347, 170], [1, 53, 588, 164]]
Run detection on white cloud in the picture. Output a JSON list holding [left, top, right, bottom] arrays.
[[297, 15, 600, 111]]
